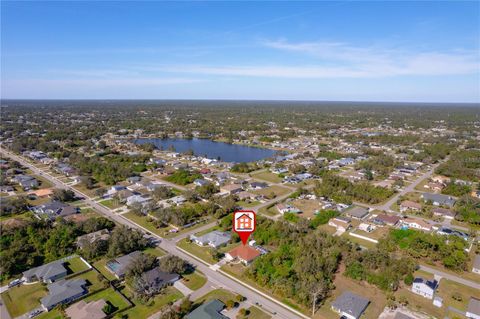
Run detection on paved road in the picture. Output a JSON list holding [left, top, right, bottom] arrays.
[[1, 149, 307, 319], [419, 265, 480, 290], [373, 164, 440, 212]]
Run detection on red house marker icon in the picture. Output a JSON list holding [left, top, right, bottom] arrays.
[[233, 210, 256, 245]]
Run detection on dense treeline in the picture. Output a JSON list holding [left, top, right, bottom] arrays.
[[164, 169, 202, 185], [0, 217, 115, 280], [356, 154, 399, 180], [454, 195, 480, 225], [436, 150, 480, 182], [345, 249, 415, 291], [69, 152, 150, 185], [314, 173, 395, 204], [379, 229, 469, 271]]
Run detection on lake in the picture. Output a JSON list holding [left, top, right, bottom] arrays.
[[133, 138, 277, 163]]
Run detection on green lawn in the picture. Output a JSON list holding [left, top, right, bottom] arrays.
[[93, 259, 117, 281], [99, 198, 122, 209], [177, 238, 217, 264], [120, 286, 183, 318], [1, 282, 48, 317], [123, 212, 171, 237], [74, 270, 106, 293], [143, 247, 167, 257], [195, 288, 237, 304], [84, 287, 131, 312], [65, 256, 90, 274], [237, 306, 272, 319], [36, 309, 64, 319], [251, 172, 282, 183], [236, 200, 261, 208], [182, 271, 207, 291]]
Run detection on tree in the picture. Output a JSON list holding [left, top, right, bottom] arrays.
[[152, 186, 173, 201], [107, 226, 148, 257], [126, 252, 157, 279], [159, 255, 189, 274], [52, 189, 76, 202]]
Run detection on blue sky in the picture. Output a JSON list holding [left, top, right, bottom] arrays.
[[1, 1, 479, 102]]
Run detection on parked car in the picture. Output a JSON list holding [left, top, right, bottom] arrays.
[[8, 278, 23, 288], [28, 309, 43, 318]]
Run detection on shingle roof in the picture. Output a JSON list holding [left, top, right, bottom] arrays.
[[422, 193, 456, 207], [467, 297, 480, 316], [41, 279, 87, 309], [227, 245, 261, 262], [107, 250, 142, 277], [22, 259, 67, 282], [347, 207, 369, 219], [192, 231, 231, 247], [331, 291, 370, 319], [185, 299, 228, 319]]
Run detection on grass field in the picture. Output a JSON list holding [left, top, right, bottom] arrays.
[[251, 171, 282, 183], [291, 199, 320, 218], [99, 198, 122, 209], [236, 200, 261, 208], [123, 212, 171, 237], [36, 309, 64, 319], [182, 271, 207, 291], [120, 286, 183, 318], [177, 238, 239, 265], [84, 287, 131, 312], [93, 259, 117, 281], [74, 269, 106, 292], [342, 232, 378, 249], [143, 247, 167, 257], [65, 256, 90, 274], [1, 282, 48, 317], [237, 306, 272, 319], [195, 288, 237, 304], [253, 185, 291, 198], [314, 274, 387, 319]]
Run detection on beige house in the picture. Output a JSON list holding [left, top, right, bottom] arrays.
[[65, 299, 107, 319]]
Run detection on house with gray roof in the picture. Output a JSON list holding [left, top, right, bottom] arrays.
[[32, 200, 79, 220], [22, 259, 68, 283], [411, 277, 438, 299], [139, 267, 180, 293], [466, 297, 480, 319], [40, 279, 88, 311], [105, 250, 141, 279], [331, 291, 370, 319], [190, 230, 231, 248], [185, 299, 229, 319], [12, 174, 38, 190], [345, 206, 369, 220], [421, 193, 456, 208]]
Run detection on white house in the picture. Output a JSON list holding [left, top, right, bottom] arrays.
[[411, 277, 438, 299]]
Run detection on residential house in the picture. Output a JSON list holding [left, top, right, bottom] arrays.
[[338, 158, 355, 166], [194, 179, 209, 187], [432, 207, 455, 219], [139, 267, 180, 292], [249, 181, 268, 190], [358, 223, 376, 233], [400, 200, 422, 213], [236, 191, 257, 201], [0, 185, 14, 193], [411, 277, 438, 299], [105, 250, 142, 279], [276, 203, 301, 215], [421, 193, 456, 208], [30, 188, 54, 198], [41, 279, 88, 311], [345, 207, 369, 220], [331, 291, 370, 319], [106, 185, 127, 196], [126, 176, 141, 184], [169, 195, 186, 206], [126, 194, 150, 206], [65, 299, 107, 319], [467, 297, 480, 319], [56, 163, 76, 176], [424, 182, 445, 192], [401, 217, 433, 232], [372, 214, 400, 227], [220, 184, 243, 195], [431, 175, 450, 184], [32, 201, 79, 220], [472, 255, 480, 274], [225, 245, 261, 265], [328, 216, 352, 232], [76, 229, 110, 249], [185, 299, 228, 319], [22, 259, 68, 283], [12, 174, 38, 190], [271, 167, 288, 174], [190, 231, 231, 248]]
